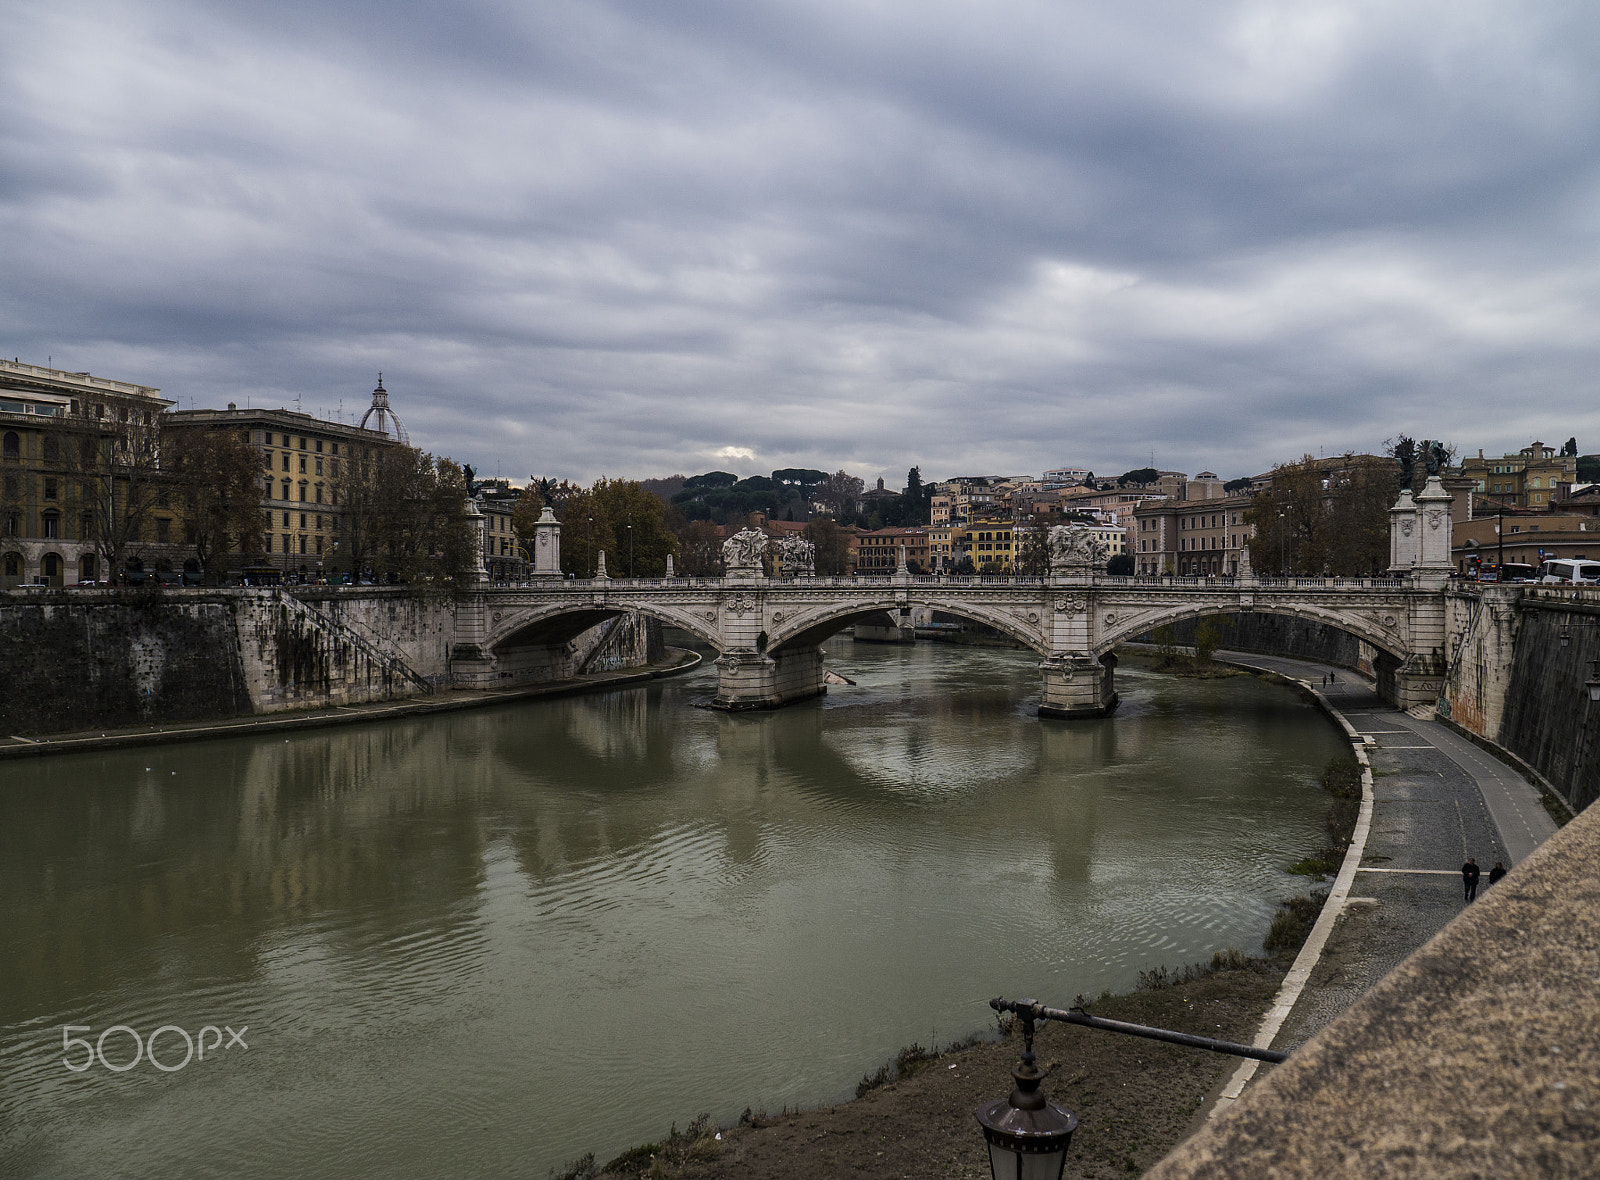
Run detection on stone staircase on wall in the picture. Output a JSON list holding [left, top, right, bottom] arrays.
[[274, 590, 435, 696]]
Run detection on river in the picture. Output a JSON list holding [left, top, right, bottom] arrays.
[[0, 637, 1345, 1178]]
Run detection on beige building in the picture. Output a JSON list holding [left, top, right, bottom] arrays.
[[1458, 442, 1577, 510], [164, 382, 404, 576], [1, 359, 173, 587], [1132, 493, 1255, 577]]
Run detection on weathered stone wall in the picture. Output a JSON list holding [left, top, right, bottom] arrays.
[[0, 590, 253, 734], [1491, 593, 1600, 812], [0, 588, 662, 735], [1155, 612, 1377, 674]]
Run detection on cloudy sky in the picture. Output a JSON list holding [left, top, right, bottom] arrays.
[[3, 0, 1598, 487]]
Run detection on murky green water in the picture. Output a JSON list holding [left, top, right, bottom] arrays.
[[0, 638, 1344, 1177]]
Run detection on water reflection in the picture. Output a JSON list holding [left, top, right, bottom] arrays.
[[0, 639, 1344, 1179]]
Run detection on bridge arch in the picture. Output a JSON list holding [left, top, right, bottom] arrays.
[[484, 600, 724, 656], [1093, 601, 1409, 667], [768, 594, 1049, 656]]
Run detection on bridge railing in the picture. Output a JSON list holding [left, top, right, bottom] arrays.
[[485, 573, 1419, 592]]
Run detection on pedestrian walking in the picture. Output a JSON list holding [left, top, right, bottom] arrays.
[[1462, 857, 1481, 902], [1488, 861, 1507, 886]]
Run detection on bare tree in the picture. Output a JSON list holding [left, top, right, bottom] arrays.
[[164, 426, 265, 581]]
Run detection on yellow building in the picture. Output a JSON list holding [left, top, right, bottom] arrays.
[[1459, 442, 1577, 510], [165, 385, 403, 576]]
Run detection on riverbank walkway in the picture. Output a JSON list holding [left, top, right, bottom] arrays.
[[1218, 650, 1559, 1060], [1143, 649, 1596, 1177]]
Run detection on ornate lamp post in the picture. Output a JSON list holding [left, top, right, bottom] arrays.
[[980, 995, 1288, 1177], [975, 1001, 1077, 1179]]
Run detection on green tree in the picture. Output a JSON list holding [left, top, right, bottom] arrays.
[[589, 477, 678, 577]]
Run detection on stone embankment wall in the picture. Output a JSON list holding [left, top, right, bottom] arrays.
[[0, 588, 662, 736], [0, 591, 253, 735], [1444, 585, 1600, 812]]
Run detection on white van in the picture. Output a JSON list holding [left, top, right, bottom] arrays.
[[1538, 558, 1600, 584]]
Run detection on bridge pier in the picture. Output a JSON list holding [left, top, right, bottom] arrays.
[[1038, 652, 1119, 719], [711, 646, 828, 711]]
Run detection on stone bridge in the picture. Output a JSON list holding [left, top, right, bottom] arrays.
[[454, 478, 1457, 717], [450, 569, 1451, 718]]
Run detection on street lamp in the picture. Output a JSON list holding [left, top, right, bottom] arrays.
[[1277, 511, 1286, 577], [975, 1001, 1077, 1180], [587, 515, 593, 578], [979, 995, 1288, 1179], [627, 520, 634, 579]]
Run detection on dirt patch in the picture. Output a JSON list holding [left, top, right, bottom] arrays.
[[576, 964, 1285, 1180]]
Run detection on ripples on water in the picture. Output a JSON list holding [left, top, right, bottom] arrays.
[[0, 638, 1344, 1178]]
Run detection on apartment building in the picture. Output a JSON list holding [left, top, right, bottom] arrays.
[[854, 526, 929, 573], [164, 384, 404, 574], [0, 359, 174, 587], [1132, 493, 1255, 576]]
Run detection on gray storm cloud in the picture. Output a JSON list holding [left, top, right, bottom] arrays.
[[3, 0, 1598, 483]]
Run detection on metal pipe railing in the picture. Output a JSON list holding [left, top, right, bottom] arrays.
[[990, 996, 1288, 1064]]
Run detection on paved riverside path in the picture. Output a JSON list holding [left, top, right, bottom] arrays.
[[1217, 649, 1560, 1052]]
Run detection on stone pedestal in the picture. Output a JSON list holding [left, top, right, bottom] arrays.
[[711, 646, 827, 710], [1415, 476, 1455, 571], [1039, 653, 1118, 719], [531, 506, 562, 578], [1389, 488, 1419, 573]]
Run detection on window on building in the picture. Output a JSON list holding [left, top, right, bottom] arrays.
[[2, 432, 17, 459], [314, 457, 322, 476], [299, 455, 307, 473], [2, 514, 15, 537], [281, 480, 291, 500], [298, 484, 307, 502], [42, 512, 59, 538], [298, 535, 307, 554], [264, 477, 273, 497], [315, 440, 323, 453], [42, 435, 59, 461], [282, 533, 290, 552], [314, 484, 323, 504], [282, 512, 290, 527], [299, 437, 307, 450], [315, 536, 323, 554], [44, 478, 57, 501], [281, 453, 290, 471], [156, 518, 170, 543]]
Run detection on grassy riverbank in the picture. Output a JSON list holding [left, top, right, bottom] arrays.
[[564, 941, 1318, 1180]]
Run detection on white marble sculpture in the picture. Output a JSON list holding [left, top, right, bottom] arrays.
[[775, 534, 815, 576], [721, 528, 769, 576], [1048, 524, 1108, 575]]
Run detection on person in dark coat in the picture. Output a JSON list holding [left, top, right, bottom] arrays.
[[1462, 857, 1481, 902], [1488, 861, 1507, 886]]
